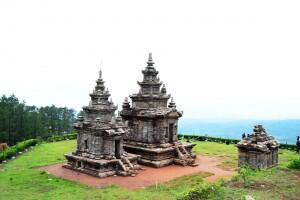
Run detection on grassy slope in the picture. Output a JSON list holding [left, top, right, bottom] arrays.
[[0, 140, 211, 200], [192, 140, 300, 199], [192, 140, 300, 168], [0, 140, 299, 200]]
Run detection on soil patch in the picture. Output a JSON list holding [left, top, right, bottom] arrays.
[[38, 156, 235, 189]]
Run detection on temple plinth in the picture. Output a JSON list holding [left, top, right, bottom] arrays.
[[237, 124, 280, 169], [121, 53, 196, 168], [64, 70, 140, 178]]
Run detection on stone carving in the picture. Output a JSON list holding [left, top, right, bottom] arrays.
[[120, 53, 197, 168], [237, 124, 279, 169], [64, 70, 140, 178]]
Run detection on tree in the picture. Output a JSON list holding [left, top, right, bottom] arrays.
[[0, 94, 76, 145]]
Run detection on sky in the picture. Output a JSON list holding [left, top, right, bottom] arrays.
[[0, 0, 300, 120]]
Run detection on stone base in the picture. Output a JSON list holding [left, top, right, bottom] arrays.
[[139, 158, 174, 168], [64, 153, 141, 178], [238, 149, 279, 169], [123, 142, 196, 168]]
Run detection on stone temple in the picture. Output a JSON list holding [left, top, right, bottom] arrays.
[[237, 124, 279, 169], [64, 70, 140, 178], [121, 53, 196, 168]]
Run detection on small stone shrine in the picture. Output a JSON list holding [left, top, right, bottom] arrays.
[[120, 53, 196, 168], [64, 70, 140, 178], [237, 124, 279, 169]]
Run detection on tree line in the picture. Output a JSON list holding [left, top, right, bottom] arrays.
[[0, 94, 76, 145]]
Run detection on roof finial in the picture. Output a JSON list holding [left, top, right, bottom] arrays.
[[99, 59, 103, 79], [147, 52, 155, 66], [148, 52, 152, 61], [161, 84, 167, 94], [168, 97, 176, 108], [99, 69, 102, 79]]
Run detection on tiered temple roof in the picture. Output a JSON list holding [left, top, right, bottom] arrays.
[[82, 70, 117, 123], [129, 53, 172, 109], [237, 125, 280, 152], [122, 53, 182, 118]]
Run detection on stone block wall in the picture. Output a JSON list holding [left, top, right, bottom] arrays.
[[238, 149, 278, 169]]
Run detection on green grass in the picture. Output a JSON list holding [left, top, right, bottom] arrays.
[[191, 140, 238, 169], [0, 140, 211, 200], [189, 139, 300, 199], [222, 167, 300, 200], [0, 139, 299, 200], [191, 139, 300, 169]]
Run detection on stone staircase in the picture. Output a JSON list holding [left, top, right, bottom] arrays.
[[117, 157, 139, 176], [174, 145, 197, 166]]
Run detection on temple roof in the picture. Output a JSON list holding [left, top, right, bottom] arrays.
[[75, 69, 127, 137], [237, 125, 280, 152], [83, 69, 117, 120], [74, 116, 127, 137], [132, 53, 170, 98]]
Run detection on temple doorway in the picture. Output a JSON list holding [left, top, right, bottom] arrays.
[[115, 140, 121, 159], [169, 124, 174, 143], [84, 140, 88, 150]]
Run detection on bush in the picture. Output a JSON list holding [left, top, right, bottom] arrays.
[[46, 132, 77, 142], [0, 139, 39, 162], [177, 183, 223, 200], [178, 134, 239, 145], [238, 165, 254, 187], [178, 134, 295, 150], [287, 158, 300, 169]]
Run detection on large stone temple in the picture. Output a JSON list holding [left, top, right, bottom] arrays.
[[237, 124, 279, 169], [120, 53, 196, 168], [64, 70, 140, 178]]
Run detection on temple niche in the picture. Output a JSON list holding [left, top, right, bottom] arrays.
[[237, 125, 279, 169], [64, 70, 140, 178], [121, 53, 197, 168]]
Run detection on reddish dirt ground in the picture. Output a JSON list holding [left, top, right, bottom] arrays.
[[38, 156, 235, 189]]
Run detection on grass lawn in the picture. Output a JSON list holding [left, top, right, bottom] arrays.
[[0, 139, 299, 200], [189, 140, 300, 200]]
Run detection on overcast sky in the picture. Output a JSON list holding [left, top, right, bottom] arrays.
[[1, 0, 300, 120]]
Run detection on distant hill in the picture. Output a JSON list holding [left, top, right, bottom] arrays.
[[179, 119, 300, 144]]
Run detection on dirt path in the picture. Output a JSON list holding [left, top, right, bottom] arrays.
[[39, 156, 235, 189]]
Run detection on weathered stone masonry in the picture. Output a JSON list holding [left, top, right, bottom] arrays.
[[64, 70, 140, 178], [121, 53, 197, 168], [237, 124, 279, 169]]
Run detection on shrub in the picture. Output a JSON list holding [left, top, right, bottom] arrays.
[[0, 139, 39, 162], [238, 165, 254, 187], [177, 183, 223, 200], [46, 132, 77, 142], [178, 134, 240, 145], [178, 134, 295, 150], [287, 158, 300, 169]]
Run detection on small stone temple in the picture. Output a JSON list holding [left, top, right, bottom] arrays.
[[64, 70, 140, 178], [237, 124, 280, 169], [120, 53, 196, 168]]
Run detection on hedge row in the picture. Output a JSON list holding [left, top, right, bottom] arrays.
[[0, 139, 39, 162], [179, 134, 240, 144], [46, 133, 77, 142], [178, 134, 297, 151], [47, 133, 297, 151]]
